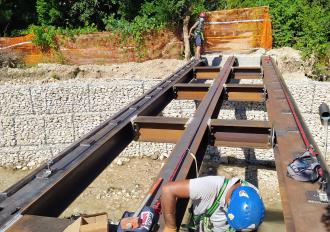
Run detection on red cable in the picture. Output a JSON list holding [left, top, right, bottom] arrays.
[[154, 58, 234, 213], [267, 56, 318, 157]]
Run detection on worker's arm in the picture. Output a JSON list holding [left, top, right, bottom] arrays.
[[160, 180, 190, 231], [189, 21, 199, 37]]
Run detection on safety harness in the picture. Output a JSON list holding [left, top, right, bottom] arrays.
[[183, 179, 251, 232], [194, 18, 205, 41], [183, 179, 229, 232]]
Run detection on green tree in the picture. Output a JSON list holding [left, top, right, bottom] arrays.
[[0, 0, 13, 35], [0, 0, 36, 36], [117, 0, 146, 21], [36, 0, 61, 25], [139, 0, 205, 59], [218, 0, 329, 75], [68, 0, 120, 29]]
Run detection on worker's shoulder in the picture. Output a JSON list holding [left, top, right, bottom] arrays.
[[191, 175, 225, 184]]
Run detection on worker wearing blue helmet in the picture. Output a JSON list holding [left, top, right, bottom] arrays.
[[161, 175, 265, 232]]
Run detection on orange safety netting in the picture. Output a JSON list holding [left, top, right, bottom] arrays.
[[204, 6, 272, 52], [0, 30, 182, 65], [0, 7, 272, 65]]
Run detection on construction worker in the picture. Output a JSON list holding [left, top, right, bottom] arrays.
[[161, 175, 265, 232], [189, 12, 206, 59]]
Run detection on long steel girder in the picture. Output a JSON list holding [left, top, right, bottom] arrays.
[[136, 57, 330, 231], [1, 56, 330, 232], [262, 57, 330, 232], [134, 117, 273, 148], [0, 60, 203, 230]]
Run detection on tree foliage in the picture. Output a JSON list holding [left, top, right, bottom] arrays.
[[220, 0, 329, 74], [0, 0, 328, 73], [36, 0, 61, 26], [0, 0, 36, 36]]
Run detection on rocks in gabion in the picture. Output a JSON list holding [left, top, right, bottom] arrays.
[[0, 61, 329, 169]]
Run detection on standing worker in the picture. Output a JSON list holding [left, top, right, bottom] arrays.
[[161, 175, 265, 232], [189, 12, 206, 59]]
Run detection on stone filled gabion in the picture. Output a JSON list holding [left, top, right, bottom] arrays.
[[0, 72, 329, 169]]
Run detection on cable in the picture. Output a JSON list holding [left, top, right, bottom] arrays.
[[188, 149, 199, 178]]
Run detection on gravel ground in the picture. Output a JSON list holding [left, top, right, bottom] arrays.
[[0, 59, 187, 85]]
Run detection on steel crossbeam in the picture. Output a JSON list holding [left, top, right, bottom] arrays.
[[1, 56, 329, 232]]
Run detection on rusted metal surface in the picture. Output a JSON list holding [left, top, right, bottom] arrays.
[[134, 116, 188, 143], [148, 57, 237, 229], [7, 215, 71, 232], [204, 7, 272, 52], [173, 83, 267, 102], [225, 84, 266, 102], [211, 119, 272, 148], [0, 60, 202, 231], [233, 67, 263, 79], [194, 66, 221, 79], [214, 132, 271, 148], [262, 56, 330, 232], [174, 83, 210, 100], [1, 55, 328, 232]]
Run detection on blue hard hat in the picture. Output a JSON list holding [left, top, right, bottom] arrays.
[[226, 186, 265, 231]]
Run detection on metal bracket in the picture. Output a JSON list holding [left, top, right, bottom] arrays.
[[223, 84, 228, 99], [36, 161, 54, 179], [269, 127, 276, 147], [260, 68, 264, 79], [306, 178, 330, 204], [0, 192, 7, 203], [306, 190, 329, 204], [263, 86, 268, 101]]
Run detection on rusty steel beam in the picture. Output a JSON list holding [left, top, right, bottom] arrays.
[[144, 57, 237, 229], [193, 66, 221, 79], [225, 84, 267, 102], [262, 56, 330, 232], [214, 132, 271, 149], [173, 83, 210, 100], [210, 119, 273, 148], [0, 60, 203, 231], [232, 66, 262, 79], [133, 116, 189, 143], [7, 215, 71, 232], [173, 83, 267, 102], [2, 55, 328, 232]]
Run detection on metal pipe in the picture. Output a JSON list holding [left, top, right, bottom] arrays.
[[319, 103, 330, 160], [319, 103, 330, 125]]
